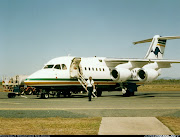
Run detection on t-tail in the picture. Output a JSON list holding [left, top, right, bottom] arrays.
[[133, 35, 180, 59]]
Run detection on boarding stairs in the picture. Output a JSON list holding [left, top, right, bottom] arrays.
[[77, 72, 97, 98], [78, 72, 88, 92]]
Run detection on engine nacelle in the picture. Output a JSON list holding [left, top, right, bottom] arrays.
[[111, 68, 131, 82], [137, 68, 159, 82]]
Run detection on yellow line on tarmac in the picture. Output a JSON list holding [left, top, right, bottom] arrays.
[[0, 102, 22, 105], [0, 107, 180, 110]]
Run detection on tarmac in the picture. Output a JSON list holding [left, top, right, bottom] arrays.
[[0, 91, 180, 135]]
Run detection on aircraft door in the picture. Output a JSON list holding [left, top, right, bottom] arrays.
[[70, 57, 82, 78]]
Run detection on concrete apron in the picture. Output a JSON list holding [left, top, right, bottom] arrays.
[[98, 117, 174, 135]]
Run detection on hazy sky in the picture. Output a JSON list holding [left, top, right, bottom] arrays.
[[1, 0, 180, 79]]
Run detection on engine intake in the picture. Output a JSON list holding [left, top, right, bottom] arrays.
[[111, 68, 131, 82], [137, 68, 159, 82]]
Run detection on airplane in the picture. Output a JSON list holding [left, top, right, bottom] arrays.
[[24, 35, 180, 99]]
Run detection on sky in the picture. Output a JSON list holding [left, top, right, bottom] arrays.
[[1, 0, 180, 79]]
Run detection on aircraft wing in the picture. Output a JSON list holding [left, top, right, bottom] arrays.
[[104, 58, 180, 68]]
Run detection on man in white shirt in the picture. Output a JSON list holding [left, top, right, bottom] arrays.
[[86, 76, 95, 101]]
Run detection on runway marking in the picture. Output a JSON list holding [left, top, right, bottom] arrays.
[[0, 102, 22, 105], [0, 107, 180, 110]]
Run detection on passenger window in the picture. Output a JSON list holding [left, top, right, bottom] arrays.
[[96, 68, 98, 71], [62, 64, 67, 70], [54, 64, 61, 70], [85, 67, 87, 70], [103, 68, 105, 71], [44, 64, 54, 69], [99, 68, 101, 71], [89, 67, 91, 71], [92, 68, 94, 71]]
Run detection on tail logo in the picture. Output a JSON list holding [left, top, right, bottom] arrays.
[[151, 47, 163, 58]]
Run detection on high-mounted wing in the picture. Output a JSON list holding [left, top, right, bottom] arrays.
[[104, 58, 180, 69]]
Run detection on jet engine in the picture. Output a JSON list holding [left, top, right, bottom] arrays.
[[111, 68, 131, 82], [137, 68, 159, 82]]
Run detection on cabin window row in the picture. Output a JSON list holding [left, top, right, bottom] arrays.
[[44, 64, 67, 70], [84, 67, 105, 72]]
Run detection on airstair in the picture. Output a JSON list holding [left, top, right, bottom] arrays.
[[70, 57, 97, 98], [78, 72, 88, 92]]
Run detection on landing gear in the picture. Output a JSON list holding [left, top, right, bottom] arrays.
[[41, 89, 49, 99], [122, 88, 135, 97], [121, 83, 137, 97], [96, 89, 102, 97], [41, 93, 49, 99], [57, 91, 61, 98]]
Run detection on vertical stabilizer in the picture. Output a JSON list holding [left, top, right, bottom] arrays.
[[145, 35, 166, 59], [133, 35, 180, 59]]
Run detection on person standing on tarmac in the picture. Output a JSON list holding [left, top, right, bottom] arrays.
[[86, 76, 95, 101]]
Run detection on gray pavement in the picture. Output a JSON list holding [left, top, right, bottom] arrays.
[[0, 91, 179, 135], [98, 117, 174, 135], [0, 91, 180, 118]]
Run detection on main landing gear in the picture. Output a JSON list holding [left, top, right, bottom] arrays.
[[122, 88, 135, 97], [121, 83, 137, 97]]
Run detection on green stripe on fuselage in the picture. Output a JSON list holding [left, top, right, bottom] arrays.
[[26, 78, 113, 81]]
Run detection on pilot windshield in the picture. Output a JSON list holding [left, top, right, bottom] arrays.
[[62, 64, 67, 70], [54, 64, 61, 70], [44, 64, 54, 69]]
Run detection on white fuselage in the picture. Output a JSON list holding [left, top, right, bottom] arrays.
[[24, 56, 118, 89]]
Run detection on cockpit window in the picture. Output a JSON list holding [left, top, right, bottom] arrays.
[[62, 64, 67, 70], [54, 64, 61, 70], [44, 64, 54, 69]]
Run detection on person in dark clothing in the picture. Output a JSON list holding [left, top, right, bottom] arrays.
[[86, 76, 95, 101]]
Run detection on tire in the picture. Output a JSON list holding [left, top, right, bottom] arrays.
[[130, 92, 135, 96], [97, 90, 102, 97], [41, 93, 49, 99], [57, 92, 61, 98], [44, 93, 49, 99], [123, 89, 130, 97], [67, 91, 71, 98]]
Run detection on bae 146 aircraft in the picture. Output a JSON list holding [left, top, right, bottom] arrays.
[[24, 35, 180, 99]]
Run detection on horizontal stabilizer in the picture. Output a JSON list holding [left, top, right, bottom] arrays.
[[133, 38, 153, 45], [133, 36, 180, 45], [158, 36, 180, 40]]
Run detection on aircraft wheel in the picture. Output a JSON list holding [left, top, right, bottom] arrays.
[[130, 91, 135, 96], [97, 89, 102, 97], [57, 92, 61, 98], [41, 93, 49, 99], [67, 91, 71, 97], [44, 93, 49, 99], [62, 91, 66, 98], [122, 89, 130, 97]]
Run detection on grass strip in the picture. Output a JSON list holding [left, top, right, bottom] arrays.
[[157, 117, 180, 135], [0, 117, 102, 135]]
